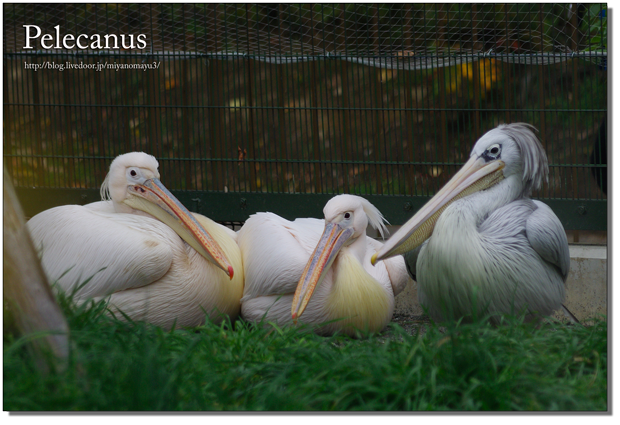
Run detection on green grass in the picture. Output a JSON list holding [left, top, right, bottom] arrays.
[[4, 293, 607, 411]]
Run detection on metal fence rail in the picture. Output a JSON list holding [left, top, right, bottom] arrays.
[[3, 4, 607, 230]]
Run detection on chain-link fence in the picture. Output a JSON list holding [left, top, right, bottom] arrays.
[[3, 3, 607, 230]]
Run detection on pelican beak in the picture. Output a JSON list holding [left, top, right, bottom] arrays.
[[371, 155, 505, 264], [291, 222, 355, 322], [124, 178, 234, 279]]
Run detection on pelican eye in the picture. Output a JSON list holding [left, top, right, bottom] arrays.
[[483, 143, 502, 161]]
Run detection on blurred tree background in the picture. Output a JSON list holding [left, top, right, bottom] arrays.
[[3, 4, 607, 223]]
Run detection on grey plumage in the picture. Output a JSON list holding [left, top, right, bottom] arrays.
[[398, 123, 570, 322], [499, 122, 549, 196]]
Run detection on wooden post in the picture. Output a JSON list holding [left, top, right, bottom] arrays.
[[3, 168, 69, 374]]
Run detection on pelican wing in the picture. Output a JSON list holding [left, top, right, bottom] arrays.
[[238, 213, 324, 302], [366, 238, 410, 297], [402, 242, 426, 282], [28, 205, 176, 300], [288, 217, 325, 251], [525, 200, 570, 280]]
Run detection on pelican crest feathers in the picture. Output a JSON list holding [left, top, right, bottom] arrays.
[[495, 123, 548, 196], [324, 194, 389, 239], [100, 172, 111, 201]]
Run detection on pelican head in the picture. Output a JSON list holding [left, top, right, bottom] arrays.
[[372, 123, 548, 263], [291, 194, 388, 320], [100, 152, 234, 279]]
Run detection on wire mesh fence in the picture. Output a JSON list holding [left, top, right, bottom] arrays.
[[3, 3, 607, 230]]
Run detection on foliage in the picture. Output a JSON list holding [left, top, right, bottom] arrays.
[[583, 4, 607, 50], [4, 3, 608, 201], [4, 292, 608, 411]]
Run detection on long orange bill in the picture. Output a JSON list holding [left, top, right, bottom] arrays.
[[291, 222, 355, 322], [371, 155, 505, 265], [126, 178, 234, 279]]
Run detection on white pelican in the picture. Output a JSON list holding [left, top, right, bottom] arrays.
[[27, 152, 244, 329], [372, 123, 570, 322], [238, 194, 410, 337]]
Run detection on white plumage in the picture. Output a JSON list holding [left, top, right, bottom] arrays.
[[28, 152, 244, 329], [238, 194, 410, 337]]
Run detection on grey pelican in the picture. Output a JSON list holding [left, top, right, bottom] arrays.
[[238, 194, 410, 337], [27, 152, 244, 329], [372, 123, 570, 322]]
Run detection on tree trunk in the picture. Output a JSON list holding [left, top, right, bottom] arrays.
[[3, 167, 69, 373]]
